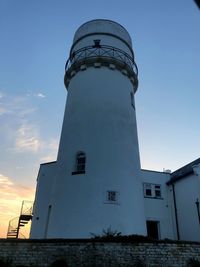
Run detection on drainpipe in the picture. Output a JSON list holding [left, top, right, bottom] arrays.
[[195, 198, 200, 224], [172, 184, 180, 240]]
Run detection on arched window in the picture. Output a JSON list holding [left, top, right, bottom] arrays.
[[72, 152, 86, 175]]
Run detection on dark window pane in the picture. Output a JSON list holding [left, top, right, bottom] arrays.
[[78, 158, 85, 164], [77, 164, 85, 171], [146, 189, 152, 196], [155, 189, 161, 197], [107, 191, 117, 201], [76, 152, 86, 172]]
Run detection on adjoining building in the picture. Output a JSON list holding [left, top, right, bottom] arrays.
[[30, 19, 200, 242]]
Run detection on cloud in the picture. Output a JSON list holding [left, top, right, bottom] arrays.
[[14, 123, 58, 158], [0, 89, 46, 119], [0, 174, 34, 202], [26, 90, 46, 99], [0, 92, 5, 99], [0, 93, 10, 115], [0, 173, 35, 238], [19, 107, 38, 116], [0, 93, 37, 118], [15, 123, 40, 153], [40, 138, 59, 163], [0, 105, 10, 116], [35, 93, 46, 98], [0, 174, 14, 186]]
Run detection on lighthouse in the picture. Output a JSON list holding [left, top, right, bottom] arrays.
[[30, 19, 147, 238]]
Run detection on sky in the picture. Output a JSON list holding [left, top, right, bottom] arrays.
[[0, 0, 199, 238]]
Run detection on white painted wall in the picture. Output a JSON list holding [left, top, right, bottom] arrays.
[[173, 171, 200, 241], [73, 19, 133, 49], [48, 67, 146, 237], [45, 20, 146, 238], [30, 162, 56, 238], [70, 20, 135, 84], [141, 169, 176, 240]]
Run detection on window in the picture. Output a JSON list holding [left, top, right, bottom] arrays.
[[93, 39, 101, 48], [105, 190, 119, 204], [76, 152, 86, 172], [72, 152, 86, 175], [143, 183, 162, 198], [144, 184, 152, 196], [155, 185, 161, 198], [107, 191, 117, 202], [130, 92, 135, 109]]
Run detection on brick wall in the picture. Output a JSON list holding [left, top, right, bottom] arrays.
[[0, 239, 200, 267]]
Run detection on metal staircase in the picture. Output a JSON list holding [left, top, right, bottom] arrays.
[[7, 200, 33, 239]]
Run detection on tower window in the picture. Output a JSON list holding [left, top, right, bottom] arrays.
[[130, 92, 135, 109], [105, 190, 120, 204], [108, 191, 117, 202], [143, 183, 162, 199], [93, 39, 101, 48], [72, 152, 86, 175]]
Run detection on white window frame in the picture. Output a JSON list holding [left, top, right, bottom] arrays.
[[143, 183, 162, 199]]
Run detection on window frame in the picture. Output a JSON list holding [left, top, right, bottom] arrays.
[[72, 151, 86, 175], [105, 190, 120, 205], [143, 183, 162, 199]]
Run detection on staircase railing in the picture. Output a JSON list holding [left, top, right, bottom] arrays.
[[7, 200, 33, 239]]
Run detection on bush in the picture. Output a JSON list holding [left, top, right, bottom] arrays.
[[90, 226, 122, 240]]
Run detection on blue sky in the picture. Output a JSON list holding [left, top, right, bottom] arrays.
[[0, 0, 200, 237]]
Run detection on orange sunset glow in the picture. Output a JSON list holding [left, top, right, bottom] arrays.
[[0, 174, 35, 238]]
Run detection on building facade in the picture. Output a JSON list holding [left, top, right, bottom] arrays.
[[30, 19, 200, 241]]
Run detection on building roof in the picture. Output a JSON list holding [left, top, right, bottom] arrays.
[[167, 158, 200, 185], [41, 161, 57, 166]]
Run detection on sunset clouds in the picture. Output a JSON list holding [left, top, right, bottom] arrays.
[[0, 90, 59, 238], [15, 123, 40, 153], [0, 173, 35, 238]]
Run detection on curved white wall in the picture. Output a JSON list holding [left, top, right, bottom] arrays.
[[73, 19, 132, 48]]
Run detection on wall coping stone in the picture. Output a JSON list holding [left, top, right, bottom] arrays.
[[1, 238, 200, 245]]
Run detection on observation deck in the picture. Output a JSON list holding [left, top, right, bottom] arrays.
[[64, 44, 138, 91], [64, 19, 138, 92]]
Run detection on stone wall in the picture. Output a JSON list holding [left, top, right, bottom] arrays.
[[0, 239, 200, 267]]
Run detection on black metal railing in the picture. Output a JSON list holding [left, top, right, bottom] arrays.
[[7, 200, 33, 239], [65, 45, 138, 76]]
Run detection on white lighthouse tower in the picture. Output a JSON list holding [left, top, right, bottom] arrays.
[[30, 19, 146, 238]]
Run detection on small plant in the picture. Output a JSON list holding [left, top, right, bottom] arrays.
[[102, 226, 122, 237], [187, 258, 200, 267], [91, 226, 121, 239]]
